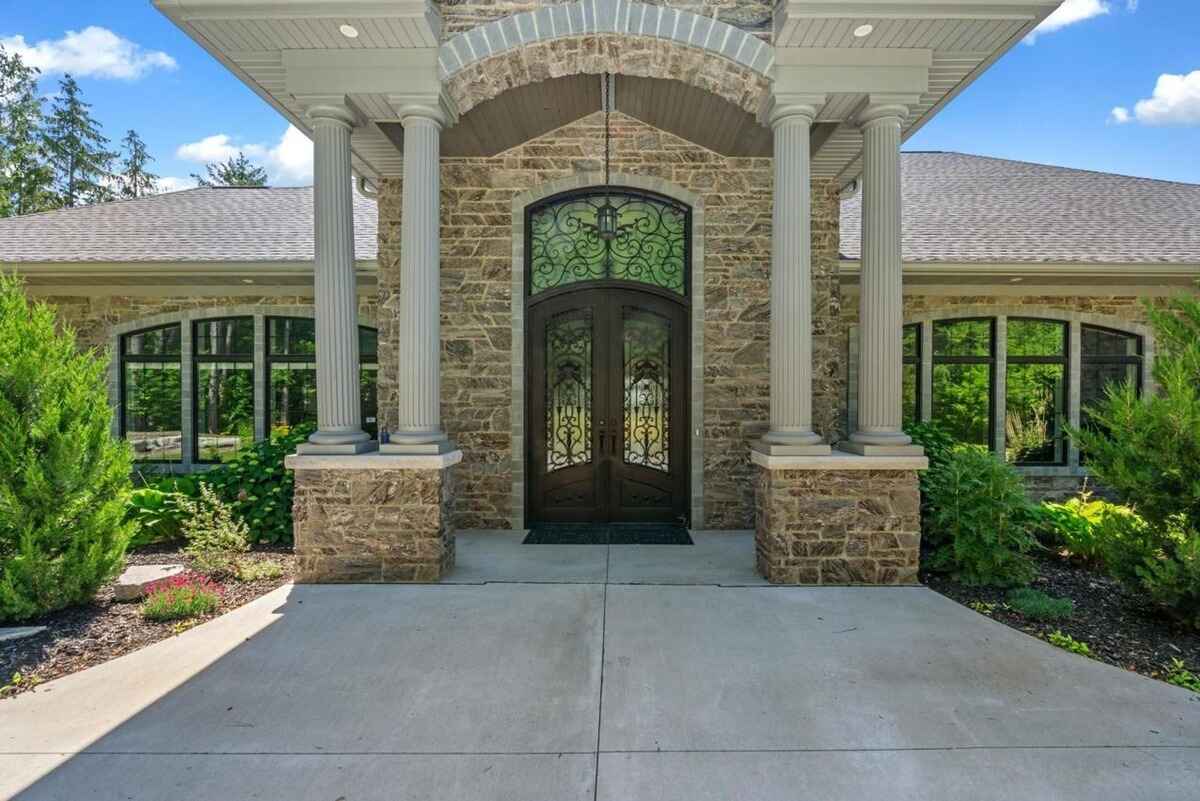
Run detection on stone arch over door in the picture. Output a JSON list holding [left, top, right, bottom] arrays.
[[440, 0, 774, 118], [510, 172, 705, 531]]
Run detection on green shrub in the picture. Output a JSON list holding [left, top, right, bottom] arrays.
[[234, 559, 284, 582], [1166, 658, 1200, 693], [1047, 630, 1092, 657], [125, 487, 190, 548], [0, 274, 135, 623], [1035, 493, 1138, 566], [181, 483, 249, 578], [141, 573, 221, 622], [1069, 291, 1200, 627], [904, 420, 957, 484], [199, 425, 311, 545], [1005, 587, 1074, 621], [923, 446, 1038, 587]]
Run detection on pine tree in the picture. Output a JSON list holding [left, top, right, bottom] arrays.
[[43, 74, 116, 207], [117, 129, 158, 199], [190, 151, 268, 187], [0, 47, 57, 216]]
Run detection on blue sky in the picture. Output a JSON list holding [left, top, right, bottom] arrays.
[[2, 0, 1197, 188]]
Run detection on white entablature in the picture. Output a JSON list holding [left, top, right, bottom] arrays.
[[156, 0, 1061, 182]]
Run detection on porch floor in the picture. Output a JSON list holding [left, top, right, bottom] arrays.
[[446, 529, 767, 585], [2, 560, 1197, 799]]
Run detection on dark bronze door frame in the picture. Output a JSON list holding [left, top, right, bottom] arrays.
[[527, 285, 689, 525]]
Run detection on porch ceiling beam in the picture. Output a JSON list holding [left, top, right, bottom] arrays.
[[774, 48, 931, 97], [154, 0, 440, 28], [775, 0, 1062, 22]]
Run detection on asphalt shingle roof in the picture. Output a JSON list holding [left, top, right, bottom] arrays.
[[1, 153, 1197, 266], [0, 186, 379, 263], [840, 152, 1200, 264]]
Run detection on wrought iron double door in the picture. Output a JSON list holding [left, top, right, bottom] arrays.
[[528, 287, 688, 524]]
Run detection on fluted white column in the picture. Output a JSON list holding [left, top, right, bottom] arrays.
[[301, 104, 373, 453], [384, 105, 451, 453], [847, 103, 920, 454], [758, 102, 830, 456]]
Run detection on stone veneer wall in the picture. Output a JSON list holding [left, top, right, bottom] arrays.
[[42, 293, 378, 353], [754, 467, 921, 584], [436, 0, 774, 40], [377, 112, 843, 530], [293, 467, 455, 582]]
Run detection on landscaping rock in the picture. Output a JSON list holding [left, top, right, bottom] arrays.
[[113, 564, 185, 602], [0, 626, 47, 643]]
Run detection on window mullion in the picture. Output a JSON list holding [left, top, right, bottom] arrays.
[[920, 319, 933, 422], [180, 315, 195, 467], [1068, 319, 1082, 468], [253, 315, 267, 442], [993, 315, 1007, 459]]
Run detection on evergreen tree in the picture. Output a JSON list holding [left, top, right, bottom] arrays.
[[117, 129, 158, 199], [43, 74, 116, 207], [0, 274, 134, 622], [0, 47, 57, 216], [190, 151, 268, 187]]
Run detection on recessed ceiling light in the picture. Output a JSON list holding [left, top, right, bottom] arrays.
[[853, 24, 874, 38], [339, 24, 359, 39]]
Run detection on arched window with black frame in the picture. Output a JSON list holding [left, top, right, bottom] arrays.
[[266, 316, 379, 439], [121, 323, 183, 462], [194, 317, 255, 462], [1079, 325, 1143, 459], [931, 318, 995, 448], [1005, 318, 1068, 465]]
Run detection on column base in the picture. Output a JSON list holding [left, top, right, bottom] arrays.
[[839, 441, 925, 457], [296, 440, 379, 456], [753, 455, 923, 585], [379, 438, 456, 455], [286, 451, 462, 583], [752, 439, 832, 457]]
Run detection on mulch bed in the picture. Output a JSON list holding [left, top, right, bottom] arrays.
[[924, 551, 1200, 684], [1, 546, 294, 699]]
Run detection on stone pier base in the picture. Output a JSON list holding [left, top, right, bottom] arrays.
[[752, 452, 926, 585], [286, 452, 462, 583]]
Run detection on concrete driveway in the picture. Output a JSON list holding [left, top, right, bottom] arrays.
[[1, 537, 1197, 800]]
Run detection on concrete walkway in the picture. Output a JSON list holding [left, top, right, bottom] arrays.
[[1, 535, 1197, 800]]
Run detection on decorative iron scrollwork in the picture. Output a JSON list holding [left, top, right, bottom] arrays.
[[545, 311, 593, 473], [623, 311, 670, 473], [529, 191, 687, 296]]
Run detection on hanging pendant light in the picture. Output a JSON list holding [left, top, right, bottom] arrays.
[[596, 72, 619, 241]]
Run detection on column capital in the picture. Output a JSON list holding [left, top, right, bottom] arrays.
[[304, 102, 360, 130], [760, 92, 825, 128], [856, 94, 921, 129], [396, 104, 447, 129]]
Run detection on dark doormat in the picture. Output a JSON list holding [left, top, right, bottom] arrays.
[[523, 524, 693, 545]]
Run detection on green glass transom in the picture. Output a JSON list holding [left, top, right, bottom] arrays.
[[528, 191, 688, 296]]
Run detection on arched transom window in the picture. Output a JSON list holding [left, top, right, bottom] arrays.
[[527, 189, 689, 297]]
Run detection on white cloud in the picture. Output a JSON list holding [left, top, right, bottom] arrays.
[[156, 176, 198, 193], [0, 26, 176, 80], [175, 133, 240, 164], [1110, 71, 1200, 126], [1025, 0, 1110, 43], [175, 126, 313, 185], [262, 125, 314, 183]]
